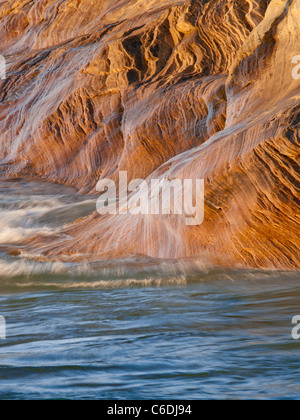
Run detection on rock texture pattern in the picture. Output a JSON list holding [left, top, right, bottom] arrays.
[[0, 0, 299, 269]]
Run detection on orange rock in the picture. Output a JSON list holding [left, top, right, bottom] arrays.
[[0, 0, 299, 269]]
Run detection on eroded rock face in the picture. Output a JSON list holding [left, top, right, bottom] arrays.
[[0, 0, 299, 269]]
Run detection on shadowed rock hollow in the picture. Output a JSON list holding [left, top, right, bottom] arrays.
[[0, 0, 299, 269]]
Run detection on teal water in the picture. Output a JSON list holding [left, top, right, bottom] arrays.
[[0, 179, 299, 400]]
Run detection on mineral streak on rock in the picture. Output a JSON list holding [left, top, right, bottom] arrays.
[[0, 0, 299, 269]]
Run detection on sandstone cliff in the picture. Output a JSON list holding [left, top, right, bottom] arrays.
[[0, 0, 299, 269]]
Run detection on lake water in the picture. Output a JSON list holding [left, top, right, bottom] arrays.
[[0, 179, 299, 400]]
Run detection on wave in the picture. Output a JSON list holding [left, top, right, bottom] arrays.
[[0, 179, 97, 245], [0, 250, 298, 294]]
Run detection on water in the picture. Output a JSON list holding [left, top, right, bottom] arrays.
[[0, 178, 299, 400]]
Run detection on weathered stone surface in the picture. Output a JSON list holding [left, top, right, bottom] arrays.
[[0, 0, 299, 269]]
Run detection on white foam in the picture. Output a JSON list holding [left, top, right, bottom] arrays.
[[0, 186, 96, 245], [0, 254, 190, 291], [0, 206, 57, 244], [17, 276, 189, 290], [0, 257, 67, 277]]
